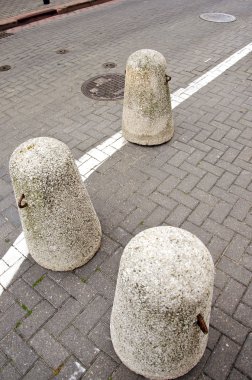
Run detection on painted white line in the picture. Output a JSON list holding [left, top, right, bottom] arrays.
[[1, 41, 251, 290]]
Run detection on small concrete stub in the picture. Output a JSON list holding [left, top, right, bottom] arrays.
[[122, 49, 174, 145], [9, 137, 102, 271], [110, 226, 214, 379]]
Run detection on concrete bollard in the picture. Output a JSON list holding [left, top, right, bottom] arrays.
[[122, 49, 174, 146], [111, 226, 214, 380], [9, 137, 102, 271]]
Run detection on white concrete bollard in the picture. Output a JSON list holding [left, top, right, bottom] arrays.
[[9, 137, 102, 271], [122, 49, 174, 146], [111, 226, 214, 380]]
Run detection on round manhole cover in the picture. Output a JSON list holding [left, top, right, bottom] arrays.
[[81, 74, 125, 100], [200, 13, 236, 22], [0, 65, 11, 72]]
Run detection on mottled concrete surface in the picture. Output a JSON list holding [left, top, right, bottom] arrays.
[[0, 0, 252, 379]]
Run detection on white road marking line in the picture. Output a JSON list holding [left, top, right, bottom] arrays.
[[1, 41, 251, 290]]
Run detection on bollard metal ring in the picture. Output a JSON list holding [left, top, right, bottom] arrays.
[[165, 74, 171, 83], [18, 194, 28, 209], [197, 314, 208, 334]]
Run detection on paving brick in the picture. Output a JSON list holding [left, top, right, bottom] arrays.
[[22, 264, 47, 286], [214, 269, 229, 290], [87, 271, 116, 301], [207, 326, 221, 351], [165, 204, 192, 227], [82, 352, 118, 380], [112, 365, 139, 380], [210, 307, 248, 344], [0, 362, 20, 380], [218, 256, 252, 286], [18, 300, 55, 339], [60, 273, 96, 306], [120, 208, 150, 233], [0, 302, 25, 340], [234, 303, 252, 329], [144, 206, 170, 227], [0, 331, 37, 375], [2, 206, 21, 228], [216, 172, 236, 190], [73, 295, 110, 335], [88, 322, 119, 363], [228, 368, 248, 380], [30, 329, 69, 369], [170, 189, 198, 209], [0, 289, 15, 312], [182, 221, 212, 246], [188, 202, 212, 226], [205, 335, 240, 380], [235, 333, 252, 378], [53, 357, 86, 380], [224, 216, 252, 239], [9, 278, 42, 309], [209, 201, 233, 224], [216, 279, 245, 315], [34, 276, 69, 308], [230, 199, 251, 221], [224, 234, 250, 262], [177, 348, 211, 380], [203, 219, 234, 242], [45, 297, 83, 337], [242, 282, 252, 307], [60, 326, 99, 367], [22, 360, 52, 380]]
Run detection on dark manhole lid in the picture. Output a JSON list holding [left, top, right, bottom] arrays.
[[102, 62, 117, 69], [0, 65, 11, 72], [200, 13, 236, 22], [81, 73, 125, 100], [0, 32, 13, 39]]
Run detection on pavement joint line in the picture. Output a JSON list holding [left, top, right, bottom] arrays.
[[0, 41, 251, 289]]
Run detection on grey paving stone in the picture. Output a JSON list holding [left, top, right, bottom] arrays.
[[165, 204, 192, 227], [0, 302, 26, 340], [34, 276, 69, 308], [205, 335, 240, 380], [45, 297, 83, 337], [22, 360, 52, 380], [73, 295, 110, 335], [100, 248, 123, 281], [188, 202, 212, 226], [235, 333, 252, 378], [60, 274, 97, 306], [0, 362, 21, 380], [224, 234, 250, 262], [207, 236, 228, 264], [242, 282, 252, 307], [60, 326, 99, 367], [0, 290, 15, 312], [53, 357, 86, 380], [0, 350, 7, 368], [22, 265, 47, 286], [9, 278, 42, 309], [0, 331, 37, 375], [210, 201, 233, 224], [30, 329, 69, 369], [87, 271, 116, 301], [82, 352, 118, 380], [18, 300, 55, 339], [217, 256, 252, 286], [88, 322, 119, 363], [210, 307, 249, 345], [2, 206, 21, 228], [216, 279, 246, 315], [228, 368, 248, 380], [112, 363, 139, 380], [234, 303, 252, 329]]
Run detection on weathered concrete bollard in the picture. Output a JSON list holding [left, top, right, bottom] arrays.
[[122, 49, 174, 146], [9, 137, 102, 271], [111, 226, 214, 379]]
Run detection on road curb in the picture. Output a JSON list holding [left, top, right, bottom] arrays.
[[0, 0, 113, 31]]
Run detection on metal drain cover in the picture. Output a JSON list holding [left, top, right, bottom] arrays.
[[200, 13, 236, 22], [81, 74, 125, 100]]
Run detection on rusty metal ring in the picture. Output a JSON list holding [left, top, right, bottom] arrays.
[[166, 74, 171, 83], [18, 194, 28, 209], [197, 314, 208, 334]]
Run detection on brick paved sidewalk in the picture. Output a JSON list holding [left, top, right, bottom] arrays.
[[0, 0, 252, 379]]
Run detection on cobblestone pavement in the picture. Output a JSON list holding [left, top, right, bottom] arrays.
[[0, 0, 73, 20], [0, 0, 252, 378]]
